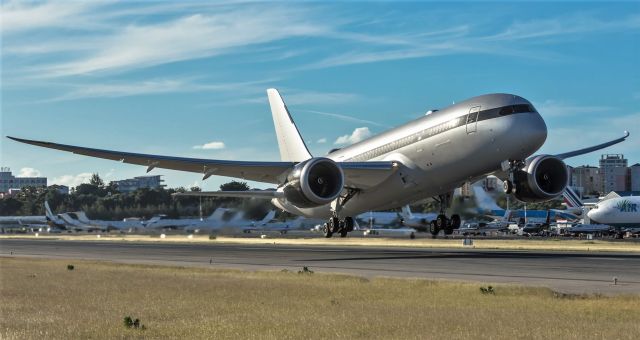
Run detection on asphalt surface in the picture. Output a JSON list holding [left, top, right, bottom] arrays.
[[1, 238, 639, 294]]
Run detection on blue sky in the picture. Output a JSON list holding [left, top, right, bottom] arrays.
[[1, 1, 639, 190]]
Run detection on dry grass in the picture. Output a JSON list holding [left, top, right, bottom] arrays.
[[1, 257, 639, 339], [3, 234, 639, 253]]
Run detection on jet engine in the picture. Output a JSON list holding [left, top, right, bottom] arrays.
[[282, 157, 344, 208], [511, 155, 568, 203]]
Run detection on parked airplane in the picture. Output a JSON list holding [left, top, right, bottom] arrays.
[[587, 196, 640, 230], [472, 184, 578, 224], [398, 206, 438, 232], [564, 223, 613, 236], [44, 201, 145, 232], [9, 89, 629, 238], [185, 209, 279, 234], [145, 207, 228, 230]]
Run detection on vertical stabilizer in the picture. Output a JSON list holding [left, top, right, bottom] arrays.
[[401, 205, 414, 220], [44, 201, 55, 220], [267, 88, 313, 162], [472, 185, 503, 211], [259, 210, 276, 224]]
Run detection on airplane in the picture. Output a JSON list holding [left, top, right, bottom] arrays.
[[184, 209, 279, 234], [564, 223, 613, 236], [355, 209, 403, 228], [43, 201, 147, 232], [144, 207, 228, 230], [0, 215, 47, 226], [398, 205, 438, 232], [9, 89, 630, 238], [587, 196, 640, 232], [472, 184, 578, 224]]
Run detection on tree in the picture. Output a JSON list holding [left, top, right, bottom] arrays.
[[220, 181, 249, 191], [90, 173, 104, 188]]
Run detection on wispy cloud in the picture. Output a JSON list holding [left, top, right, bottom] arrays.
[[51, 172, 94, 188], [302, 109, 387, 127], [536, 100, 613, 117], [27, 7, 330, 77], [335, 127, 372, 145], [193, 141, 226, 150], [316, 138, 327, 144], [46, 78, 277, 102], [18, 167, 42, 177]]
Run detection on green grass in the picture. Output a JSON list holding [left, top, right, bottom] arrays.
[[1, 257, 639, 339]]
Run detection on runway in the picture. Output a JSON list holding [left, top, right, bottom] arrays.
[[2, 238, 639, 294]]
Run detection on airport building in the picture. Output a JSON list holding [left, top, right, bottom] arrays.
[[568, 165, 602, 197], [629, 163, 640, 192], [0, 167, 47, 193], [111, 175, 165, 193], [599, 154, 628, 193]]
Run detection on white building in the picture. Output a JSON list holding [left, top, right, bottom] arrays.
[[111, 175, 165, 193], [0, 167, 47, 193]]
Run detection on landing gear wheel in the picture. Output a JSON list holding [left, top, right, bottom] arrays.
[[444, 225, 454, 235], [450, 214, 461, 229], [344, 216, 354, 232], [436, 214, 448, 229], [429, 221, 440, 238], [340, 230, 348, 238], [503, 180, 515, 194], [329, 217, 339, 233], [323, 223, 333, 238]]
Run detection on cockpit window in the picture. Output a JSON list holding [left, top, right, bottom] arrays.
[[499, 106, 514, 115]]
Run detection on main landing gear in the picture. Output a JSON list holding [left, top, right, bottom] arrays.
[[323, 189, 358, 238], [428, 193, 461, 238], [322, 216, 354, 238]]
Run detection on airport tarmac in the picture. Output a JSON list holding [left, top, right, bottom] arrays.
[[1, 238, 639, 294]]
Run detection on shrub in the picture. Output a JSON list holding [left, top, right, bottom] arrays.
[[67, 265, 74, 271], [480, 286, 495, 294], [298, 266, 314, 274]]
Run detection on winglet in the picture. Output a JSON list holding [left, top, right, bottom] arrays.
[[555, 131, 629, 160], [267, 89, 313, 162]]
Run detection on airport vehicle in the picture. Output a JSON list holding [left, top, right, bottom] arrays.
[[363, 227, 417, 238], [587, 196, 640, 229], [9, 89, 629, 238]]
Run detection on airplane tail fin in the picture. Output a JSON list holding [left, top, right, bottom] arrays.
[[562, 186, 583, 208], [44, 201, 55, 220], [472, 184, 503, 212], [400, 205, 413, 220], [259, 210, 276, 224], [267, 88, 313, 162], [207, 207, 227, 221]]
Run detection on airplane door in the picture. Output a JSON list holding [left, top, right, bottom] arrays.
[[466, 106, 480, 134]]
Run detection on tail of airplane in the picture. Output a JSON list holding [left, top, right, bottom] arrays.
[[267, 88, 313, 162], [400, 205, 414, 220], [472, 184, 503, 212], [259, 210, 276, 225], [44, 201, 55, 220], [562, 186, 583, 209], [207, 207, 227, 221]]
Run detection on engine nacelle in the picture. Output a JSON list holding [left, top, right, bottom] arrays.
[[282, 157, 344, 208], [512, 155, 568, 203]]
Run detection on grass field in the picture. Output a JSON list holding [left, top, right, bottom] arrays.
[[1, 257, 639, 339]]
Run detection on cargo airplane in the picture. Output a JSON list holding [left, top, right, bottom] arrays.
[[8, 89, 629, 238]]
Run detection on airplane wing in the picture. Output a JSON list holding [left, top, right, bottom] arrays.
[[174, 190, 283, 199], [554, 131, 629, 160], [8, 137, 397, 187]]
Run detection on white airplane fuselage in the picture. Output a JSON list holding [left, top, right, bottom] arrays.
[[587, 196, 640, 228], [272, 94, 547, 219]]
